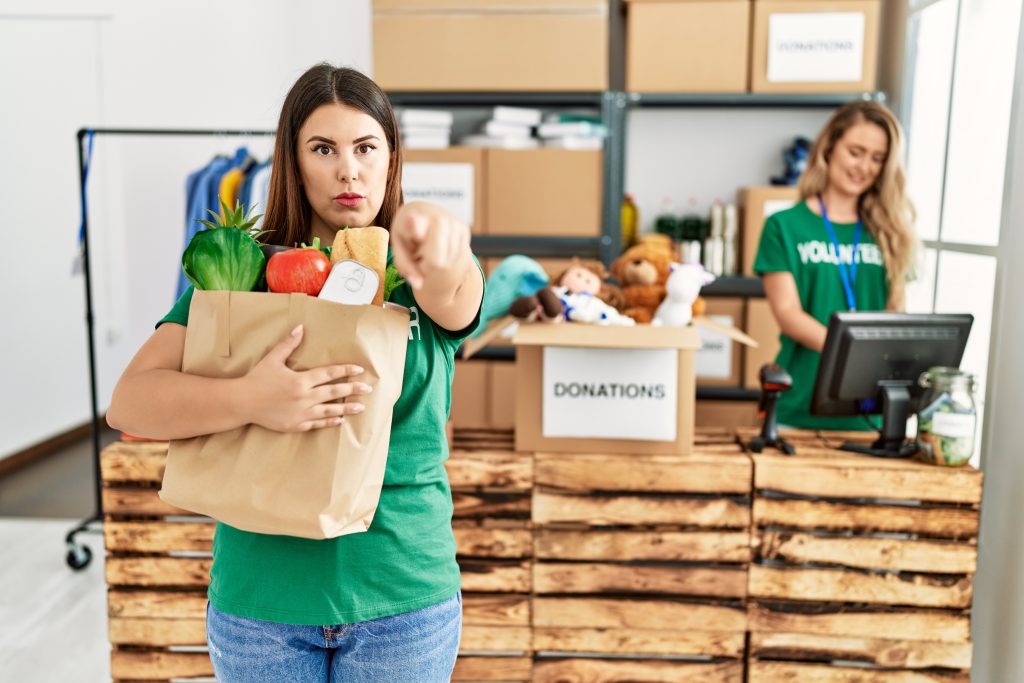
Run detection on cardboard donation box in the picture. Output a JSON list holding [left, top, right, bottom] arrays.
[[160, 291, 410, 540], [486, 149, 603, 237], [402, 147, 485, 234], [514, 322, 754, 455], [373, 0, 609, 91], [751, 0, 881, 93], [741, 185, 801, 275], [626, 0, 751, 93]]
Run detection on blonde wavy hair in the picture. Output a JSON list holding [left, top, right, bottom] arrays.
[[798, 100, 918, 310]]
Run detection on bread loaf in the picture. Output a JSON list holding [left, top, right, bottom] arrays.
[[330, 226, 389, 305]]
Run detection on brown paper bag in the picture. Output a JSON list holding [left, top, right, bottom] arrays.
[[159, 290, 409, 539]]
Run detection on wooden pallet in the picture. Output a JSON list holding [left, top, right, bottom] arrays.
[[448, 428, 535, 681], [101, 430, 533, 682], [529, 434, 751, 682], [744, 430, 982, 682]]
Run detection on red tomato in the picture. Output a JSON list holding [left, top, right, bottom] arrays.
[[266, 248, 331, 296]]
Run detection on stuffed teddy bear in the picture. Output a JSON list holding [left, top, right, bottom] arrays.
[[652, 263, 716, 327], [610, 242, 677, 324], [511, 259, 635, 326]]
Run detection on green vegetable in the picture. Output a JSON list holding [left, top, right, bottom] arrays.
[[383, 264, 405, 301], [183, 200, 266, 291]]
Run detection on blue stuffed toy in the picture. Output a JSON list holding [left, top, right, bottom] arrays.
[[471, 255, 549, 337], [771, 136, 811, 186]]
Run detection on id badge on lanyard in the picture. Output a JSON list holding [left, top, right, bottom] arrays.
[[818, 195, 862, 311]]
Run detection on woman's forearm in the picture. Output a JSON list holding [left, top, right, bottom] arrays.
[[107, 370, 250, 441], [777, 308, 828, 353]]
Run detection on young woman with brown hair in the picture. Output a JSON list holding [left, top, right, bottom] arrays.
[[106, 63, 483, 682]]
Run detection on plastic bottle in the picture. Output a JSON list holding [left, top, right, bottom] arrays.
[[723, 203, 738, 275], [621, 193, 639, 249]]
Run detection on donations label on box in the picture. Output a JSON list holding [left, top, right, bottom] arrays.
[[767, 12, 865, 83], [401, 162, 475, 227], [542, 346, 679, 442]]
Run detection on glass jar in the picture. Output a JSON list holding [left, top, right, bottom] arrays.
[[917, 367, 978, 466]]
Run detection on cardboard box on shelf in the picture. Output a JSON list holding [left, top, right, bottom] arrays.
[[489, 361, 517, 429], [451, 359, 491, 429], [487, 149, 603, 237], [695, 398, 760, 429], [740, 185, 801, 275], [373, 1, 608, 91], [696, 297, 746, 386], [626, 0, 751, 93], [513, 321, 755, 455], [743, 297, 782, 389], [751, 0, 881, 93], [402, 147, 486, 234]]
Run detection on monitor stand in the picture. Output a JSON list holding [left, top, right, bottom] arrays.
[[840, 381, 919, 459]]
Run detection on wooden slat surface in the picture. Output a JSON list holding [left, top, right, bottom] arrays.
[[533, 658, 743, 683], [749, 632, 972, 670], [101, 443, 167, 483], [533, 562, 747, 598], [757, 531, 977, 574], [453, 492, 531, 518], [106, 557, 211, 588], [749, 566, 973, 609], [103, 488, 184, 516], [752, 498, 980, 539], [747, 603, 971, 643], [533, 627, 744, 657], [108, 590, 207, 619], [533, 597, 746, 632], [534, 451, 749, 494], [460, 625, 532, 652], [459, 560, 531, 593], [534, 491, 749, 528], [452, 655, 532, 682], [110, 651, 211, 680], [753, 453, 982, 505], [447, 449, 533, 490], [536, 528, 751, 563], [747, 661, 969, 682]]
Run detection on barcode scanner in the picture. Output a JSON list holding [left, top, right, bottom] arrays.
[[747, 363, 796, 455]]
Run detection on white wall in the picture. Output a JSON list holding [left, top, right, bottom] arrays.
[[625, 107, 834, 230], [971, 5, 1024, 679], [0, 0, 372, 460]]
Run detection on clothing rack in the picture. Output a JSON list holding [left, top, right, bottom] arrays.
[[67, 127, 276, 570]]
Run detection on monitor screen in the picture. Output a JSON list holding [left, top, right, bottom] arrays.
[[811, 312, 973, 457]]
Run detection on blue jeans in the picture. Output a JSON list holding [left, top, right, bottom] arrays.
[[206, 592, 462, 682]]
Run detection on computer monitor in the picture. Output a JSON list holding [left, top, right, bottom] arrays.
[[811, 312, 973, 458]]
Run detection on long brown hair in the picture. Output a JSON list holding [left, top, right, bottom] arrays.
[[798, 100, 918, 310], [262, 63, 403, 247]]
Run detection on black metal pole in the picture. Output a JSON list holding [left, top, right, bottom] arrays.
[[78, 129, 104, 525]]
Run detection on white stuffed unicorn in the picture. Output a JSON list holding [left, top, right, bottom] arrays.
[[652, 263, 715, 327]]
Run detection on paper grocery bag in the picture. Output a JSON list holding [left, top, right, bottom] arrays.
[[159, 290, 409, 539]]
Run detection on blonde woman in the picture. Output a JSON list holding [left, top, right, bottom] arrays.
[[753, 100, 917, 430]]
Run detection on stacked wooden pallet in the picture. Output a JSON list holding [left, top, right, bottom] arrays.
[[743, 430, 983, 683], [100, 429, 534, 682], [447, 428, 534, 682], [101, 439, 213, 682], [529, 430, 750, 683]]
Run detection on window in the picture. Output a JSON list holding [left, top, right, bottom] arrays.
[[901, 0, 1023, 464]]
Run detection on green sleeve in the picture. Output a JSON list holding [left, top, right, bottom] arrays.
[[156, 286, 194, 328], [753, 214, 793, 275]]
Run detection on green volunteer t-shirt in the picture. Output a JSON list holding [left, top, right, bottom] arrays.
[[753, 201, 888, 430], [158, 254, 483, 625]]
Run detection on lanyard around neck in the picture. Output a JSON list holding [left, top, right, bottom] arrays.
[[817, 194, 862, 311]]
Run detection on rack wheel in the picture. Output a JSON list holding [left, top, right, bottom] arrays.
[[66, 544, 93, 570]]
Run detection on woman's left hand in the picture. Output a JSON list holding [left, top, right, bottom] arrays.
[[390, 201, 471, 291]]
